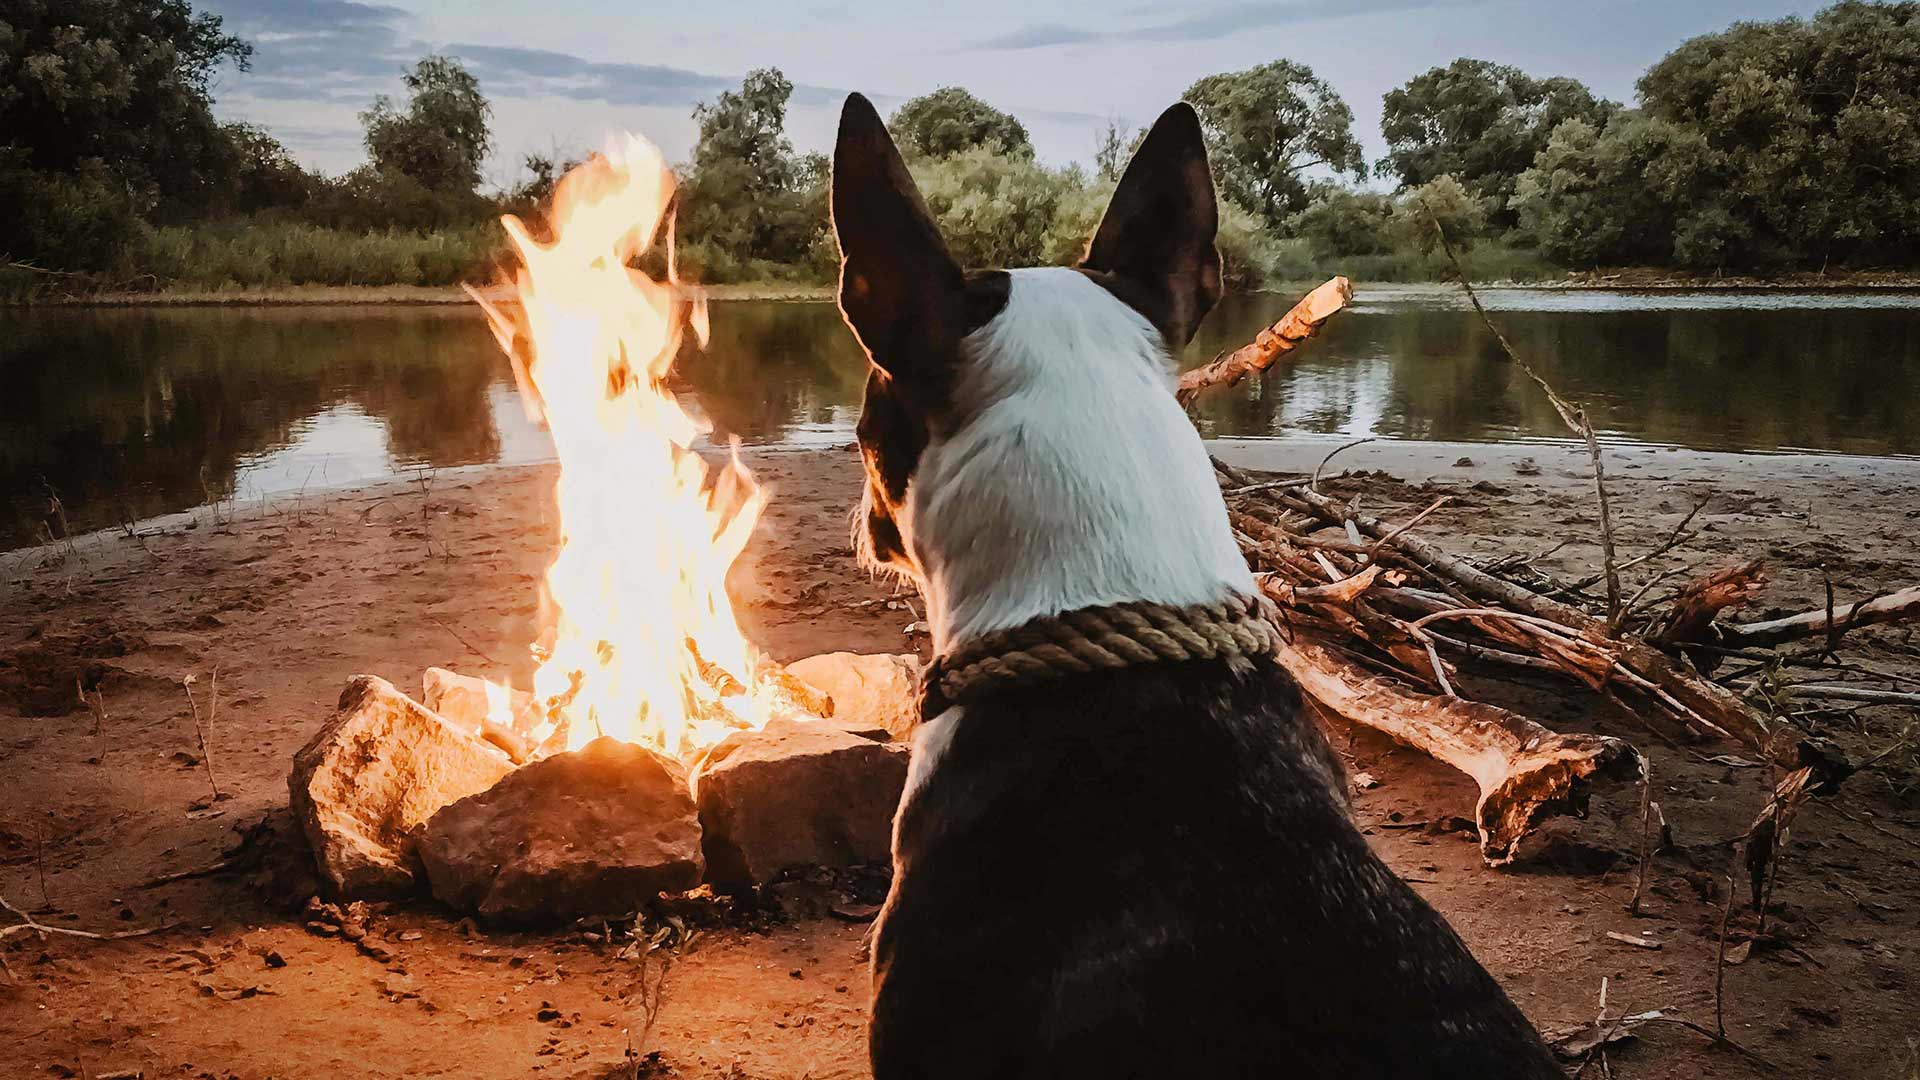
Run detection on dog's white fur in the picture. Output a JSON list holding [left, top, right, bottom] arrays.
[[901, 266, 1253, 654]]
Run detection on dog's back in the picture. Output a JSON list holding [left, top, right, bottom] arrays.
[[828, 92, 1561, 1078], [874, 659, 1558, 1078]]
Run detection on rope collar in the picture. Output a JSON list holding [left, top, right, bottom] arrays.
[[919, 593, 1281, 718]]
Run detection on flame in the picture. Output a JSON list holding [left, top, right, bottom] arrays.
[[472, 133, 777, 758]]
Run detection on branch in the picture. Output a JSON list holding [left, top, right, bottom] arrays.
[[1720, 585, 1920, 649], [1175, 277, 1352, 406]]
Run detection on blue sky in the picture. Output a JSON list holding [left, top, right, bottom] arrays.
[[201, 0, 1822, 188]]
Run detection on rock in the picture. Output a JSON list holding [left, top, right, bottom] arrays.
[[418, 737, 703, 924], [693, 720, 908, 887], [289, 676, 515, 898], [785, 652, 921, 742]]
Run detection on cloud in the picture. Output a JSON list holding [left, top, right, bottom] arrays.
[[973, 0, 1475, 51]]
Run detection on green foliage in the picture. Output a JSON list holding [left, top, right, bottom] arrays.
[[908, 146, 1082, 268], [0, 0, 250, 223], [1290, 186, 1393, 257], [1633, 0, 1920, 266], [677, 68, 826, 281], [1509, 115, 1722, 266], [0, 150, 149, 272], [1379, 59, 1618, 221], [1391, 175, 1489, 254], [211, 123, 320, 215], [1184, 60, 1366, 229], [361, 56, 492, 195], [890, 87, 1033, 159], [140, 220, 500, 288]]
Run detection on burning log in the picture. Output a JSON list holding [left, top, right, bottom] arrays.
[[1276, 634, 1642, 864], [1175, 277, 1352, 406]]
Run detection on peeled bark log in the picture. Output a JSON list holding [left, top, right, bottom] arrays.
[[1719, 585, 1920, 649], [1175, 278, 1352, 406], [1275, 634, 1643, 865]]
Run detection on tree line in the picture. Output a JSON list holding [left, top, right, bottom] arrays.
[[2, 0, 1916, 294]]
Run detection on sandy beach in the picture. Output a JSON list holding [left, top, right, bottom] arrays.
[[3, 439, 1917, 1078]]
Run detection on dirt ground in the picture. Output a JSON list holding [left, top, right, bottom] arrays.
[[2, 440, 1917, 1079]]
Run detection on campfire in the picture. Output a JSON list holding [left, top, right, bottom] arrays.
[[287, 136, 919, 923]]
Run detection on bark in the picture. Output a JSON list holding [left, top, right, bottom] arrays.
[[1275, 633, 1643, 865]]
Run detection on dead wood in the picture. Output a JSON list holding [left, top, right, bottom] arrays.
[[1174, 277, 1352, 406], [1654, 560, 1768, 650], [1719, 585, 1920, 649], [1275, 633, 1642, 864], [1281, 480, 1779, 756]]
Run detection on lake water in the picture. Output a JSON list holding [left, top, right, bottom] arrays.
[[4, 287, 1918, 548]]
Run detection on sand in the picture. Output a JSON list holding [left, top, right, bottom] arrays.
[[2, 439, 1917, 1079]]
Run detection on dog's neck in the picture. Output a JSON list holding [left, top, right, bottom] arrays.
[[904, 268, 1254, 655]]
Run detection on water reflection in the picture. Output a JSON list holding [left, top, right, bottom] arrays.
[[3, 288, 1917, 548]]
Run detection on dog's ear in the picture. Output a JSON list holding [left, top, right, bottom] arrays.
[[832, 93, 967, 385], [1080, 103, 1222, 348]]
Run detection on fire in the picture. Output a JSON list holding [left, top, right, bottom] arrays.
[[471, 133, 778, 758]]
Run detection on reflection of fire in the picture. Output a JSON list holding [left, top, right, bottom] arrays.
[[469, 133, 787, 759]]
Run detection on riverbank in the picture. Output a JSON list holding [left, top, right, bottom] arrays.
[[4, 440, 1917, 1077], [12, 269, 1920, 308]]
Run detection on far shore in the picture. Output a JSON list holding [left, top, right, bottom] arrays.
[[10, 268, 1920, 309]]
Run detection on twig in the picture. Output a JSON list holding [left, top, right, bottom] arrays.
[[182, 672, 220, 802], [1784, 684, 1920, 706], [1, 893, 161, 942], [1714, 870, 1734, 1040], [432, 618, 505, 667], [1629, 755, 1655, 915], [1367, 496, 1450, 560], [1312, 438, 1375, 493], [1556, 496, 1711, 597], [1423, 200, 1622, 625]]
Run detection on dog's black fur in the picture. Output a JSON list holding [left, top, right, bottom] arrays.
[[830, 91, 1563, 1078], [874, 659, 1561, 1077]]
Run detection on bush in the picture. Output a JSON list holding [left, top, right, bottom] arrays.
[[1290, 187, 1393, 257], [909, 145, 1083, 268], [139, 220, 500, 289], [1390, 175, 1489, 254], [0, 153, 150, 273]]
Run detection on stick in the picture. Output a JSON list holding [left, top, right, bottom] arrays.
[[1282, 480, 1778, 755], [1275, 633, 1642, 864], [1, 893, 161, 942], [1719, 585, 1920, 649], [1629, 755, 1655, 915], [1784, 684, 1920, 706], [1653, 560, 1768, 648], [1174, 277, 1353, 406], [181, 673, 220, 802], [1312, 438, 1375, 493], [1422, 203, 1622, 624], [431, 618, 505, 667]]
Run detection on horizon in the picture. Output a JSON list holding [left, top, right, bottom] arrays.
[[202, 0, 1822, 189]]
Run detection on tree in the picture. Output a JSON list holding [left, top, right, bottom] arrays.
[[1092, 119, 1148, 183], [1390, 174, 1489, 254], [1635, 1, 1920, 266], [889, 87, 1032, 160], [677, 68, 825, 280], [1378, 59, 1617, 222], [0, 0, 251, 212], [1184, 60, 1366, 229], [361, 56, 492, 195], [1509, 116, 1724, 267]]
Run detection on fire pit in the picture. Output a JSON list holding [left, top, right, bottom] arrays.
[[286, 135, 919, 923]]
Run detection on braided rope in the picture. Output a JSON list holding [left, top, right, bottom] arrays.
[[921, 594, 1281, 716]]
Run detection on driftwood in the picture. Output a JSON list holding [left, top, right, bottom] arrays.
[[1276, 634, 1642, 864], [1719, 585, 1920, 649], [1175, 277, 1352, 406], [1184, 277, 1920, 865]]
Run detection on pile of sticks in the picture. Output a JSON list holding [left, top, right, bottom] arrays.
[[1189, 277, 1920, 864]]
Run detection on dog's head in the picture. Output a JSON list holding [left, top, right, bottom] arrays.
[[831, 93, 1246, 645]]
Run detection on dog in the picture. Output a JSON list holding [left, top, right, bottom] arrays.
[[830, 92, 1562, 1079]]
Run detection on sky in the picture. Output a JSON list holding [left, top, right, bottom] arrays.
[[200, 0, 1825, 189]]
